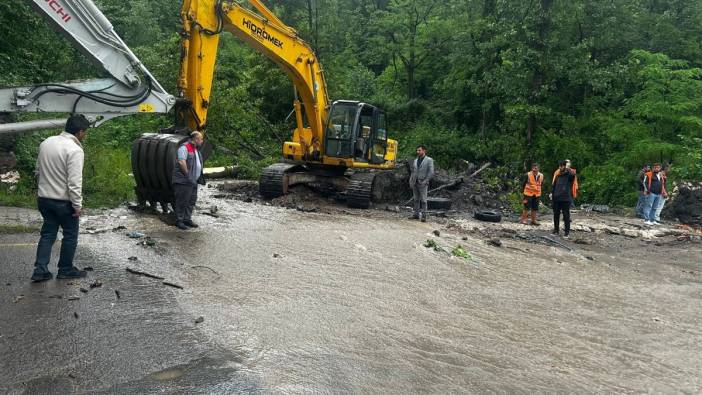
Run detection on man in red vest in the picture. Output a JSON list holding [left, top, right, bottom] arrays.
[[520, 163, 543, 225]]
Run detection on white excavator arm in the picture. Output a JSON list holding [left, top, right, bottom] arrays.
[[0, 0, 176, 133]]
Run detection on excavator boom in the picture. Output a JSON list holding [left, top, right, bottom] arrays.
[[0, 0, 175, 133], [178, 0, 329, 160]]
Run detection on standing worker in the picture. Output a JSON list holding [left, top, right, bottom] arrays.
[[642, 163, 667, 226], [408, 145, 434, 222], [31, 114, 91, 282], [520, 163, 543, 225], [635, 164, 651, 218], [172, 131, 205, 230], [550, 160, 577, 239]]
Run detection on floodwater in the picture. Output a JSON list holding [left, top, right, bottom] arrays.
[[74, 187, 702, 393]]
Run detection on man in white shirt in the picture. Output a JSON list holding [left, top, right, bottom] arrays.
[[31, 115, 90, 282]]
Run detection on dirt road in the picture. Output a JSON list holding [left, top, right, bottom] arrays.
[[1, 186, 701, 393]]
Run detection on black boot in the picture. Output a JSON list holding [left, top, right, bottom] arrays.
[[176, 222, 189, 230], [183, 220, 199, 228]]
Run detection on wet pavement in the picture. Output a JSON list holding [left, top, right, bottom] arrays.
[[1, 187, 702, 393]]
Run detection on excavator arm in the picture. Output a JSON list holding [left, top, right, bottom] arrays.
[[178, 0, 329, 160], [0, 0, 176, 133]]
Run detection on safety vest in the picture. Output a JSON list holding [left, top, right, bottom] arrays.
[[523, 172, 543, 197], [552, 169, 579, 199]]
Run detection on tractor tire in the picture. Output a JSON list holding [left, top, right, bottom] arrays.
[[474, 209, 502, 223]]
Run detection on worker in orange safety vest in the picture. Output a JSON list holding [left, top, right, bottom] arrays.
[[520, 163, 544, 225]]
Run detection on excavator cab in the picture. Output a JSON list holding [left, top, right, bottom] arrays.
[[323, 100, 388, 164]]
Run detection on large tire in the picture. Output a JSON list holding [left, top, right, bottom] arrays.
[[132, 134, 188, 207], [474, 209, 502, 223]]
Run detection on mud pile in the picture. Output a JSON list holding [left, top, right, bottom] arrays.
[[663, 181, 702, 227], [372, 160, 511, 211], [212, 160, 512, 214]]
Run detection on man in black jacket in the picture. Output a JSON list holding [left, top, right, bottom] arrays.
[[551, 161, 577, 238]]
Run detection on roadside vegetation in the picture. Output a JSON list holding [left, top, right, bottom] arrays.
[[1, 0, 701, 208]]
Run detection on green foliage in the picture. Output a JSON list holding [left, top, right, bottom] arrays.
[[423, 239, 444, 252], [3, 0, 702, 209], [507, 192, 524, 214], [451, 245, 471, 260]]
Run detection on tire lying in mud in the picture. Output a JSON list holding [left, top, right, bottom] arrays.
[[474, 209, 502, 223], [131, 133, 188, 208], [427, 197, 452, 210]]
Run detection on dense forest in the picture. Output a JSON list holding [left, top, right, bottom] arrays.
[[1, 0, 702, 207]]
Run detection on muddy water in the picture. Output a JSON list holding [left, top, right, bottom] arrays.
[[86, 192, 702, 393]]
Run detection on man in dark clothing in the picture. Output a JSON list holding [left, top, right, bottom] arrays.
[[172, 131, 205, 230], [642, 162, 668, 225], [408, 145, 435, 222], [551, 161, 577, 238]]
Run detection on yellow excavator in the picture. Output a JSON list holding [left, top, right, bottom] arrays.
[[1, 0, 396, 209], [133, 0, 398, 208]]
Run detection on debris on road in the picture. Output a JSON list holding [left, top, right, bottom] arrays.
[[137, 237, 157, 247], [73, 312, 79, 319], [423, 239, 444, 252], [84, 227, 110, 234], [273, 253, 283, 258], [433, 230, 441, 237], [90, 280, 103, 289], [128, 256, 138, 261], [451, 245, 471, 259], [474, 209, 502, 223], [581, 204, 610, 213], [195, 316, 204, 324], [67, 296, 80, 301], [162, 281, 183, 290], [83, 266, 94, 271], [540, 235, 574, 252], [487, 238, 502, 247], [114, 290, 121, 299], [191, 265, 220, 275], [126, 231, 145, 238], [126, 267, 165, 280], [79, 288, 88, 293]]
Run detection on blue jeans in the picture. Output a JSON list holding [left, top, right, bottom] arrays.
[[33, 198, 79, 274], [635, 191, 646, 218], [653, 196, 666, 222], [643, 193, 663, 222]]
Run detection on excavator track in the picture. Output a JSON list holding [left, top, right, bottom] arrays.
[[346, 173, 376, 209], [259, 163, 301, 198]]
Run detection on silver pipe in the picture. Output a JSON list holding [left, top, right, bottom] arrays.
[[0, 119, 67, 134]]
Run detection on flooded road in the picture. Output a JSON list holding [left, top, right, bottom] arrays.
[[2, 186, 702, 393]]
